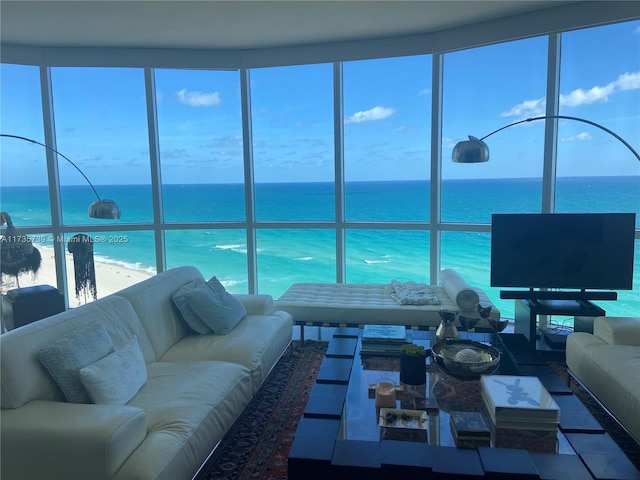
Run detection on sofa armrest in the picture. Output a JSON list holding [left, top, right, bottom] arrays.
[[234, 294, 274, 315], [594, 316, 640, 347], [1, 400, 146, 480]]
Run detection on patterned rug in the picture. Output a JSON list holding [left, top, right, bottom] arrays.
[[194, 340, 328, 480]]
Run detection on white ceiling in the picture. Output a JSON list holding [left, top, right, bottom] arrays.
[[1, 0, 578, 50]]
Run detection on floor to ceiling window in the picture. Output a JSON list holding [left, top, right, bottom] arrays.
[[343, 55, 432, 283], [555, 21, 640, 317], [250, 64, 336, 294], [1, 19, 638, 319], [441, 36, 549, 317], [154, 69, 249, 290]]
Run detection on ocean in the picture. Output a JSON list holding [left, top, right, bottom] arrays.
[[1, 176, 638, 320]]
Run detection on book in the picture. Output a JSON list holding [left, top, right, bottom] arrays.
[[480, 375, 560, 429], [449, 411, 491, 440], [362, 325, 407, 344], [449, 411, 491, 447]]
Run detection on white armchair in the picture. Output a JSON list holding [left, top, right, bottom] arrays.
[[566, 316, 640, 443]]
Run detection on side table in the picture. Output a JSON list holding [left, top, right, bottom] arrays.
[[514, 298, 605, 348]]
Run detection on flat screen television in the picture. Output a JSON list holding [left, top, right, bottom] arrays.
[[491, 213, 636, 298]]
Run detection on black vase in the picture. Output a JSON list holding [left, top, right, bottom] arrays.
[[400, 353, 427, 385]]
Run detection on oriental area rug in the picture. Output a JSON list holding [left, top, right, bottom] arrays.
[[194, 340, 327, 480]]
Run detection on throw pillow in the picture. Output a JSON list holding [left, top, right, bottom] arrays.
[[79, 335, 147, 405], [172, 278, 213, 334], [173, 276, 247, 335], [38, 321, 115, 403], [440, 268, 480, 311]]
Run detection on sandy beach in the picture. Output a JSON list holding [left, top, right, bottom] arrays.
[[1, 245, 154, 306]]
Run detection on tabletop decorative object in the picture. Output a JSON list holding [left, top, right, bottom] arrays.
[[431, 339, 500, 379], [400, 343, 427, 385], [436, 309, 460, 341]]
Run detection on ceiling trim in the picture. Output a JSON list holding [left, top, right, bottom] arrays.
[[1, 1, 638, 69]]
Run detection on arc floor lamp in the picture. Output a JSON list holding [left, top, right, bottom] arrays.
[[452, 115, 640, 164], [1, 134, 121, 219]]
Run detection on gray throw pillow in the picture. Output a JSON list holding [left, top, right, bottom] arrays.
[[172, 278, 214, 334], [38, 321, 115, 403], [173, 276, 247, 335]]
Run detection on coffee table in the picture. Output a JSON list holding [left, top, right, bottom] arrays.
[[288, 328, 640, 479]]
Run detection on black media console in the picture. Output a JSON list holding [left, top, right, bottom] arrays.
[[514, 298, 606, 349]]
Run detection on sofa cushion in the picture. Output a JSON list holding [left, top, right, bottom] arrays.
[[173, 276, 247, 335], [38, 321, 115, 403], [117, 360, 253, 480], [80, 336, 147, 405], [160, 311, 293, 393]]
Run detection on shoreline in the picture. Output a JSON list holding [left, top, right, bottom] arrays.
[[0, 245, 154, 305]]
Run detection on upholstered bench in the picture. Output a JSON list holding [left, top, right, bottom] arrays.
[[274, 269, 500, 341]]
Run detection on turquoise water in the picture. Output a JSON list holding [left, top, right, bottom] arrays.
[[1, 177, 638, 318]]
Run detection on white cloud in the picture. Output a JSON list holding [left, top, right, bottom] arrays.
[[345, 106, 395, 124], [560, 132, 592, 142], [560, 84, 615, 107], [614, 71, 640, 91], [175, 88, 221, 107], [162, 148, 190, 159], [501, 98, 546, 118], [502, 71, 640, 118], [418, 88, 431, 96]]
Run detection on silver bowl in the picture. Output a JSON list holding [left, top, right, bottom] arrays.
[[430, 339, 500, 379]]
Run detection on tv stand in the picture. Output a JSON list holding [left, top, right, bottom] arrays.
[[514, 298, 606, 348]]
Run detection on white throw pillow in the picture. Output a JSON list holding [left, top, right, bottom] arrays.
[[440, 269, 480, 311], [38, 321, 115, 403], [79, 336, 147, 405], [173, 276, 247, 335]]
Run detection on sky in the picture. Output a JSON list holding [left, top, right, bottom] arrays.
[[1, 19, 639, 187]]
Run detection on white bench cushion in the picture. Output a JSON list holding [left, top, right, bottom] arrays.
[[275, 283, 499, 329]]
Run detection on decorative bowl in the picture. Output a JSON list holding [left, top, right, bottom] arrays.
[[430, 339, 500, 379]]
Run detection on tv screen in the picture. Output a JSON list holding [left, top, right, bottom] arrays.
[[491, 213, 636, 291]]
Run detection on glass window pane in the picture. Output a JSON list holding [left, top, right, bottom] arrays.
[[256, 229, 336, 298], [557, 21, 640, 317], [165, 229, 248, 293], [155, 69, 245, 222], [1, 64, 51, 227], [10, 230, 156, 303], [50, 67, 152, 225], [442, 37, 548, 223], [251, 64, 335, 221], [65, 230, 156, 306], [344, 55, 431, 221], [345, 230, 429, 283]]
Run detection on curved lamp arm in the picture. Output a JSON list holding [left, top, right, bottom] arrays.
[[1, 133, 121, 219], [452, 115, 640, 163]]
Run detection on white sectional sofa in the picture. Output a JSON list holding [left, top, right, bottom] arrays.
[[0, 266, 293, 480], [566, 316, 640, 443]]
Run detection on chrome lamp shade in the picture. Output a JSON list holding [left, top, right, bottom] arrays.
[[89, 199, 121, 219], [452, 136, 490, 163]]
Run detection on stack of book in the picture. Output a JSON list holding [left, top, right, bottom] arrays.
[[480, 375, 560, 432], [360, 325, 409, 356], [449, 411, 491, 448]]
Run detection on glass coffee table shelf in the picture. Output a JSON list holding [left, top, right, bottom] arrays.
[[340, 330, 573, 454]]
